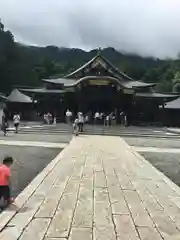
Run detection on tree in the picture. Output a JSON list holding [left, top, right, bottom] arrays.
[[172, 71, 180, 92]]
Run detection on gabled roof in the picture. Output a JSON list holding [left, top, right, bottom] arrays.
[[136, 92, 179, 99], [165, 97, 180, 109], [64, 52, 134, 81], [63, 51, 150, 81], [0, 93, 7, 101], [42, 78, 76, 87], [42, 76, 155, 89], [7, 89, 32, 103], [20, 88, 65, 94]]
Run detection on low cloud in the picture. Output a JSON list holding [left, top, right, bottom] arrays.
[[0, 0, 180, 58]]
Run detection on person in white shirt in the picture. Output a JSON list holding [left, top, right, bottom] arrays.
[[13, 113, 20, 133], [94, 112, 100, 125], [105, 115, 110, 126], [73, 118, 79, 136], [78, 112, 84, 132], [66, 109, 72, 124]]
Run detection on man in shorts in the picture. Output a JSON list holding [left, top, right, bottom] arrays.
[[0, 157, 14, 207]]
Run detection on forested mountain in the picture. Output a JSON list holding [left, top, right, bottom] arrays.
[[0, 19, 180, 93]]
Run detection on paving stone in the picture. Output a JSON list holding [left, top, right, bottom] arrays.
[[137, 226, 163, 240], [64, 181, 80, 195], [132, 179, 180, 237], [93, 225, 116, 240], [107, 184, 129, 215], [94, 171, 106, 188], [44, 238, 67, 240], [46, 208, 73, 238], [69, 227, 92, 240], [19, 218, 50, 240], [73, 180, 93, 228], [147, 180, 180, 229], [35, 197, 59, 218], [47, 193, 78, 238], [111, 200, 129, 215], [114, 214, 139, 240], [5, 194, 45, 238], [94, 187, 109, 204], [116, 173, 135, 190], [105, 174, 120, 188], [124, 190, 154, 227], [94, 201, 112, 226]]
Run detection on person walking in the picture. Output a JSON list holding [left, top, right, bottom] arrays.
[[66, 109, 72, 125], [0, 156, 14, 208], [2, 112, 8, 136], [73, 118, 79, 136], [13, 113, 20, 133], [78, 112, 84, 132]]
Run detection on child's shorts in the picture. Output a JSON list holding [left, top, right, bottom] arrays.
[[0, 186, 10, 201]]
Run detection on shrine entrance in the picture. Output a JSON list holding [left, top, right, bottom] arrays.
[[75, 77, 134, 123]]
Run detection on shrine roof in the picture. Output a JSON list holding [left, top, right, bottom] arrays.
[[42, 78, 76, 87], [20, 88, 65, 94], [165, 97, 180, 109], [64, 52, 134, 81], [42, 76, 155, 89], [7, 89, 33, 103], [136, 92, 179, 101]]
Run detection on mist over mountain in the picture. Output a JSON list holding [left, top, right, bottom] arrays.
[[1, 19, 180, 93]]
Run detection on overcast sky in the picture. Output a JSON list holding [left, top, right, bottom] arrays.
[[0, 0, 180, 58]]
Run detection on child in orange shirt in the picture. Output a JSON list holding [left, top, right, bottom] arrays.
[[0, 157, 14, 207]]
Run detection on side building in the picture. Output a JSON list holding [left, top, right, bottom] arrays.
[[19, 51, 178, 125]]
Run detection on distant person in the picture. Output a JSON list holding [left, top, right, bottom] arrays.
[[47, 112, 52, 125], [94, 112, 100, 125], [78, 112, 84, 132], [53, 116, 57, 125], [66, 109, 72, 124], [105, 114, 110, 126], [120, 111, 124, 125], [0, 157, 14, 208], [1, 112, 8, 136], [73, 118, 79, 136], [85, 115, 89, 123], [43, 113, 47, 124], [13, 113, 20, 133]]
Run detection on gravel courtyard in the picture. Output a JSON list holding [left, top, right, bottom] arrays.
[[124, 134, 180, 187], [0, 146, 60, 197]]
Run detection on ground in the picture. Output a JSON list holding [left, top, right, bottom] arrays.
[[1, 146, 60, 197], [0, 127, 72, 197], [1, 122, 180, 199], [123, 131, 180, 187], [1, 135, 180, 240]]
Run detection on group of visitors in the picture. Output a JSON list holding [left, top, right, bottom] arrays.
[[1, 111, 20, 136], [65, 108, 128, 136], [65, 109, 85, 135], [94, 111, 115, 126], [43, 112, 56, 125]]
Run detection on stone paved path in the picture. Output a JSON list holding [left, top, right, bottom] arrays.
[[1, 136, 180, 239]]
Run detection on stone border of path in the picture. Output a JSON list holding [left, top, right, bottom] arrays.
[[128, 143, 180, 197], [167, 128, 180, 135], [133, 146, 180, 153], [0, 138, 73, 232], [0, 140, 67, 149]]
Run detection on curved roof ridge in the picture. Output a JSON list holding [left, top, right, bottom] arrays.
[[64, 55, 98, 78], [69, 75, 124, 87], [63, 52, 134, 81], [99, 54, 133, 81]]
